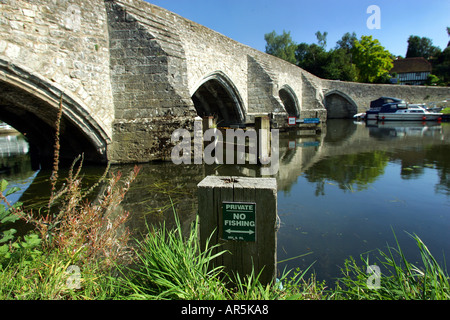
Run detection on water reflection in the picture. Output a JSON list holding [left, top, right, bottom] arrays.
[[276, 121, 450, 284], [304, 151, 389, 195], [367, 120, 444, 140], [1, 120, 450, 285], [0, 133, 37, 205], [0, 133, 29, 157]]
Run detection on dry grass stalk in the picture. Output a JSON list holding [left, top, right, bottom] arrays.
[[15, 92, 140, 270]]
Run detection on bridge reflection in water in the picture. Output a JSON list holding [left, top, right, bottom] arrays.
[[3, 120, 450, 285]]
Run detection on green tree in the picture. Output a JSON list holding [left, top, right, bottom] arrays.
[[447, 27, 450, 47], [430, 27, 450, 85], [315, 31, 328, 49], [432, 47, 450, 85], [335, 32, 357, 53], [296, 44, 358, 81], [324, 48, 358, 81], [296, 31, 357, 81], [406, 35, 441, 59], [352, 35, 393, 83], [264, 30, 297, 64], [324, 32, 358, 81], [264, 30, 391, 84], [295, 42, 329, 77], [426, 74, 440, 86]]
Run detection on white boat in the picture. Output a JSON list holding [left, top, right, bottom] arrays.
[[365, 97, 406, 120], [378, 104, 443, 121], [364, 97, 443, 121], [0, 122, 18, 133]]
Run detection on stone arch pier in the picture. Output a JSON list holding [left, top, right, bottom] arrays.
[[324, 90, 358, 119], [0, 60, 110, 166], [191, 72, 246, 127]]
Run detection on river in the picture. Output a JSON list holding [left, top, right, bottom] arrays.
[[1, 119, 449, 286]]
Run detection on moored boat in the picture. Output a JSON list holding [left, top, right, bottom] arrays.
[[378, 104, 442, 121], [0, 122, 18, 134], [362, 97, 443, 121], [365, 97, 406, 120]]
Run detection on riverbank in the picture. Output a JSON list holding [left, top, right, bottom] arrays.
[[441, 107, 450, 121], [1, 169, 449, 301]]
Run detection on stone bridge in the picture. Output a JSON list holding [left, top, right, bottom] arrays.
[[1, 0, 449, 164]]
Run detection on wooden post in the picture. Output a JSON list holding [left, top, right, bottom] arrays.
[[202, 116, 216, 132], [193, 116, 203, 164], [255, 116, 271, 164], [197, 176, 277, 285]]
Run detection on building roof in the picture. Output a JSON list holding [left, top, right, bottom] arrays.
[[390, 57, 432, 74]]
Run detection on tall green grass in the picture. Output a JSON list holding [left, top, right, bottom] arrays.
[[1, 162, 448, 300], [114, 211, 326, 300], [2, 197, 449, 300], [0, 249, 119, 300], [115, 214, 228, 300], [334, 232, 450, 300]]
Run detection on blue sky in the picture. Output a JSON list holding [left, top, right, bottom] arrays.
[[145, 0, 450, 57]]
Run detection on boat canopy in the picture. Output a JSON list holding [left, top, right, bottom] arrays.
[[370, 97, 406, 109]]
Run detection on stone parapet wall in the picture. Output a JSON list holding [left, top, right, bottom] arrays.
[[323, 80, 450, 113]]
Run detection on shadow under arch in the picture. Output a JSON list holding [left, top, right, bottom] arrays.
[[191, 71, 245, 127], [0, 60, 110, 167], [279, 84, 300, 118], [324, 90, 358, 119]]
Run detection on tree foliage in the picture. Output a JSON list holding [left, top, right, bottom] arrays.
[[351, 35, 394, 83], [264, 28, 449, 86], [405, 29, 450, 86], [335, 32, 357, 53], [406, 35, 441, 60], [264, 30, 391, 83], [315, 31, 328, 49], [264, 30, 297, 65], [429, 28, 450, 85]]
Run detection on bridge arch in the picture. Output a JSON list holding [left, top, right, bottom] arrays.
[[279, 85, 300, 117], [191, 72, 245, 127], [0, 62, 110, 166], [324, 90, 358, 119]]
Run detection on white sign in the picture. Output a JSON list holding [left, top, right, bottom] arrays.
[[288, 117, 296, 126]]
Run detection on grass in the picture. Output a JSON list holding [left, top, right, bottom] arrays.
[[333, 231, 450, 300], [0, 158, 448, 300], [115, 219, 448, 300], [113, 211, 327, 300], [0, 162, 139, 300], [441, 107, 450, 114], [0, 99, 448, 299], [1, 158, 449, 300], [0, 249, 118, 300], [115, 214, 228, 300], [3, 179, 448, 301]]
